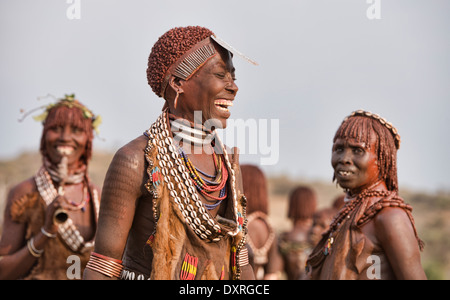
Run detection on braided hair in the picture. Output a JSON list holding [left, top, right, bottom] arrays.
[[147, 26, 214, 98], [333, 113, 399, 192]]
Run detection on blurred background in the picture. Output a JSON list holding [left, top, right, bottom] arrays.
[[1, 0, 449, 279]]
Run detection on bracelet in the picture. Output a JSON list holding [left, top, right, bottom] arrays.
[[86, 252, 123, 278], [27, 238, 44, 258], [41, 227, 57, 238]]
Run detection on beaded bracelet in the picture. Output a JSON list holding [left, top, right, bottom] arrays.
[[27, 238, 44, 258], [86, 252, 123, 278]]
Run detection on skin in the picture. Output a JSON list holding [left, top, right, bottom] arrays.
[[331, 136, 426, 279], [84, 42, 254, 280], [0, 122, 97, 280]]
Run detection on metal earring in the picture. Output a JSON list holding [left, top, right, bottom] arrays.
[[174, 91, 180, 109]]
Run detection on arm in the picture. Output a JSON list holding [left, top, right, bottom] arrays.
[[0, 180, 65, 279], [83, 136, 147, 280], [374, 207, 426, 280]]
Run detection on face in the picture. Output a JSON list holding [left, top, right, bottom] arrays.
[[44, 123, 89, 169], [331, 136, 380, 194], [174, 44, 238, 129]]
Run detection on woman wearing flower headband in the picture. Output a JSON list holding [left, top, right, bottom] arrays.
[[306, 110, 426, 280], [84, 26, 256, 280], [0, 95, 101, 280]]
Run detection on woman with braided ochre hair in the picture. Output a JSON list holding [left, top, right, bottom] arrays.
[[241, 164, 283, 280], [84, 26, 257, 280], [0, 95, 101, 279], [306, 110, 426, 280], [279, 186, 317, 280]]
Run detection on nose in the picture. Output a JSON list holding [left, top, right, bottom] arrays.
[[225, 76, 238, 95], [338, 149, 353, 165], [59, 125, 72, 141]]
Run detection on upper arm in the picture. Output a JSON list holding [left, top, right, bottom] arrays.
[[0, 180, 34, 255], [374, 207, 426, 279], [93, 137, 147, 259]]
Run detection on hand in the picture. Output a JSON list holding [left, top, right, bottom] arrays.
[[43, 195, 70, 235]]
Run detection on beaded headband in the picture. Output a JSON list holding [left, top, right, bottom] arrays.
[[160, 35, 258, 98], [343, 110, 401, 149]]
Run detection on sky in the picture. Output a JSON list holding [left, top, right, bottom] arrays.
[[1, 0, 449, 193]]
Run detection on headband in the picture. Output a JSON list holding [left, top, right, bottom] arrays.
[[343, 110, 401, 149]]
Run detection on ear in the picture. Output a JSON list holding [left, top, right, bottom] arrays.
[[168, 76, 184, 94]]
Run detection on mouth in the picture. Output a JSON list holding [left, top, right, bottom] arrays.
[[56, 145, 75, 156], [214, 99, 233, 112], [336, 169, 354, 177]]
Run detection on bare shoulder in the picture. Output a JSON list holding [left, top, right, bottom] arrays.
[[6, 177, 37, 206], [374, 206, 413, 230]]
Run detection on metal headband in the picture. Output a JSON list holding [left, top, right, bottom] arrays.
[[160, 35, 258, 98], [344, 110, 401, 149]]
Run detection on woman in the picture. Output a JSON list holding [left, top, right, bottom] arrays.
[[0, 94, 101, 279], [83, 26, 256, 280], [279, 186, 317, 280], [306, 110, 426, 280], [241, 164, 283, 280]]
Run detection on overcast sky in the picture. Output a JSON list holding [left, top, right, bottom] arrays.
[[1, 0, 449, 193]]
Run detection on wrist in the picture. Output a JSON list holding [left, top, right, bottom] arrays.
[[41, 227, 57, 239]]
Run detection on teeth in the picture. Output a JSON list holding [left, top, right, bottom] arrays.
[[339, 171, 352, 176], [57, 146, 74, 156], [214, 100, 233, 112]]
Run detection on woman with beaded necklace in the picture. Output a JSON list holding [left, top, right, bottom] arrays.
[[0, 95, 101, 279], [306, 110, 426, 280], [83, 26, 256, 280]]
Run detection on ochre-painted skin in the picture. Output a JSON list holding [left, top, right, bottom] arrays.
[[328, 135, 426, 279], [84, 43, 254, 280], [0, 118, 98, 280]]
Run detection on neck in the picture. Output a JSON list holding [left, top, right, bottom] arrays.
[[347, 180, 387, 198], [169, 114, 216, 149]]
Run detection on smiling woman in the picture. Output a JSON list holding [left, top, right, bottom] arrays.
[[84, 26, 257, 280], [0, 95, 101, 280]]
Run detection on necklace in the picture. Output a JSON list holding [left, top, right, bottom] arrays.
[[144, 111, 240, 242], [169, 114, 215, 147], [323, 181, 389, 256]]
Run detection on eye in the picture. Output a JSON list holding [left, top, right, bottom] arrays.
[[72, 126, 84, 134], [353, 147, 365, 155]]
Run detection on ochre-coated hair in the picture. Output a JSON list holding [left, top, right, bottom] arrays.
[[241, 164, 268, 214], [39, 102, 94, 165], [147, 26, 214, 98], [288, 186, 317, 220], [333, 115, 399, 191]]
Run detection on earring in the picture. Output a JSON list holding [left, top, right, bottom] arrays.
[[174, 91, 180, 109]]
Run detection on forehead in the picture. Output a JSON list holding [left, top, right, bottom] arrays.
[[334, 135, 377, 149], [204, 44, 235, 72]]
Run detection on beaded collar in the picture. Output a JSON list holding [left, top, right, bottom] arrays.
[[35, 166, 99, 252], [144, 110, 240, 243]]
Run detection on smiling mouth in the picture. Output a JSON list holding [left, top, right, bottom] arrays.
[[214, 100, 233, 112], [56, 145, 74, 156], [337, 170, 354, 177]]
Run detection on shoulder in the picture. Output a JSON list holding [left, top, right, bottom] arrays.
[[6, 177, 37, 206], [110, 135, 148, 170], [6, 177, 39, 222], [373, 207, 415, 242]]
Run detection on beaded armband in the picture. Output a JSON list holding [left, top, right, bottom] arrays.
[[86, 252, 123, 278]]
